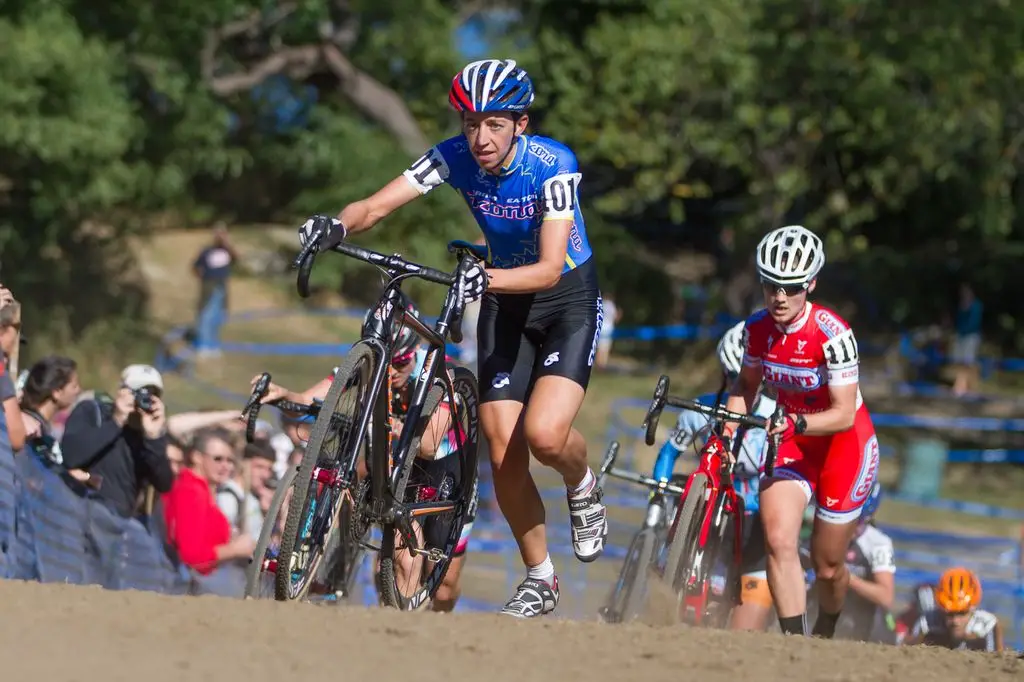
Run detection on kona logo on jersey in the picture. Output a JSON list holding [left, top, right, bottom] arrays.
[[815, 309, 847, 339], [850, 435, 880, 503], [464, 192, 539, 221], [569, 224, 584, 251], [762, 361, 823, 390], [528, 141, 557, 166]]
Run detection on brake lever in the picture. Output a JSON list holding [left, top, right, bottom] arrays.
[[765, 406, 787, 478], [447, 255, 479, 346], [242, 373, 272, 444]]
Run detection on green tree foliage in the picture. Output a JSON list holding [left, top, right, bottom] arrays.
[[519, 0, 1024, 342], [1, 0, 1022, 348]]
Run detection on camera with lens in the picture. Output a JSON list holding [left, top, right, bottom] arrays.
[[133, 387, 155, 412]]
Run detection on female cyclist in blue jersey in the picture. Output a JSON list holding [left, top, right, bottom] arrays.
[[297, 58, 606, 617]]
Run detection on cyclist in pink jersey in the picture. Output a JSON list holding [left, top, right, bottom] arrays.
[[725, 225, 880, 639]]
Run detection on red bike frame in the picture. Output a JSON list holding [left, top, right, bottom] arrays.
[[644, 374, 783, 626], [666, 433, 744, 624]]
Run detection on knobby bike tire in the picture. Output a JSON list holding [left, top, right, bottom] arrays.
[[662, 472, 709, 620], [321, 488, 369, 601], [274, 343, 375, 601], [244, 465, 298, 599], [378, 366, 480, 610], [601, 527, 658, 623], [703, 509, 738, 628]]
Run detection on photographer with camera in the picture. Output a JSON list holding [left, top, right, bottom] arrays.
[[60, 364, 173, 516]]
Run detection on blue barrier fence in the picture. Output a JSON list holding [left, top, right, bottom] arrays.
[[0, 440, 191, 592], [167, 306, 1024, 372]]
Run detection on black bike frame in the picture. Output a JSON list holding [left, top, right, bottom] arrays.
[[296, 239, 473, 551]]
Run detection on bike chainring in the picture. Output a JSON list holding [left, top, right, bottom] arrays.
[[349, 478, 372, 543]]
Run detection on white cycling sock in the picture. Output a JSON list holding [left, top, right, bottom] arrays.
[[526, 554, 556, 584], [568, 467, 596, 499]]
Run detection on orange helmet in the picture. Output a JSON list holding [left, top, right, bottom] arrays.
[[935, 567, 982, 612]]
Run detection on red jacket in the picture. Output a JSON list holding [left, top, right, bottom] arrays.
[[162, 469, 230, 575]]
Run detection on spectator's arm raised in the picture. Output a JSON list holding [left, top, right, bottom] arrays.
[[136, 395, 173, 493], [60, 389, 133, 469]]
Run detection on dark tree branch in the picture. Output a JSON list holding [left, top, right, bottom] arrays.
[[200, 4, 428, 155]]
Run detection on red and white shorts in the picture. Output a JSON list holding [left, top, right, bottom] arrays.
[[772, 405, 879, 524]]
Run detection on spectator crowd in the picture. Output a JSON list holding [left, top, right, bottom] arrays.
[[0, 283, 306, 597]]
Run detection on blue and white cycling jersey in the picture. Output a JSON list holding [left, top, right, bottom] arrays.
[[402, 134, 593, 274], [652, 391, 776, 513]]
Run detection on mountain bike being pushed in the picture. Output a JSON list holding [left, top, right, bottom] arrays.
[[642, 374, 784, 628], [271, 221, 481, 610], [595, 441, 687, 623]]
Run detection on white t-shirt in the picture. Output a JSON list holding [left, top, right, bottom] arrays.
[[600, 299, 617, 340]]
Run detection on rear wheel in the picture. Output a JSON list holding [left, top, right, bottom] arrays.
[[703, 506, 741, 628], [274, 343, 375, 601], [377, 366, 479, 610], [600, 527, 657, 623]]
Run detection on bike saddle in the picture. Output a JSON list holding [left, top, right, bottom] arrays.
[[447, 240, 489, 263]]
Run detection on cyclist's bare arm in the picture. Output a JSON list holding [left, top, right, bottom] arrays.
[[992, 619, 1005, 652], [848, 569, 895, 609], [802, 381, 857, 435], [485, 218, 571, 294], [298, 377, 333, 404], [253, 376, 332, 416], [338, 176, 421, 235]]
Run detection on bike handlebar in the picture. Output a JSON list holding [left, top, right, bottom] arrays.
[[240, 372, 320, 443], [641, 374, 786, 477], [293, 225, 477, 344], [294, 226, 456, 297], [596, 440, 686, 496]]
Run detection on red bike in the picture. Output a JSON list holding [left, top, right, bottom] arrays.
[[641, 374, 784, 627]]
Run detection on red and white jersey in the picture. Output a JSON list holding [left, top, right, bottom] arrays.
[[741, 302, 862, 415]]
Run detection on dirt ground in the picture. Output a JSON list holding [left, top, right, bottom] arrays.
[[1, 580, 1019, 682]]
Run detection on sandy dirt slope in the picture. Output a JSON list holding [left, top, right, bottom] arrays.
[[1, 581, 1019, 682]]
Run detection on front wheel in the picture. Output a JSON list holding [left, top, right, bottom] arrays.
[[244, 465, 299, 599], [274, 343, 375, 601], [377, 366, 480, 610], [661, 472, 710, 624], [600, 527, 658, 623]]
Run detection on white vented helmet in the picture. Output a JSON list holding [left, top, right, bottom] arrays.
[[717, 321, 746, 376], [756, 225, 825, 286]]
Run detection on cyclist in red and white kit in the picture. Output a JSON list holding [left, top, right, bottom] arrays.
[[725, 225, 880, 639]]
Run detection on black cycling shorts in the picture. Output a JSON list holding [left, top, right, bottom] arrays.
[[477, 258, 602, 404], [410, 454, 477, 558]]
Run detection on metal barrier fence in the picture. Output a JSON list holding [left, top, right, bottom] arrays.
[[0, 437, 189, 592]]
